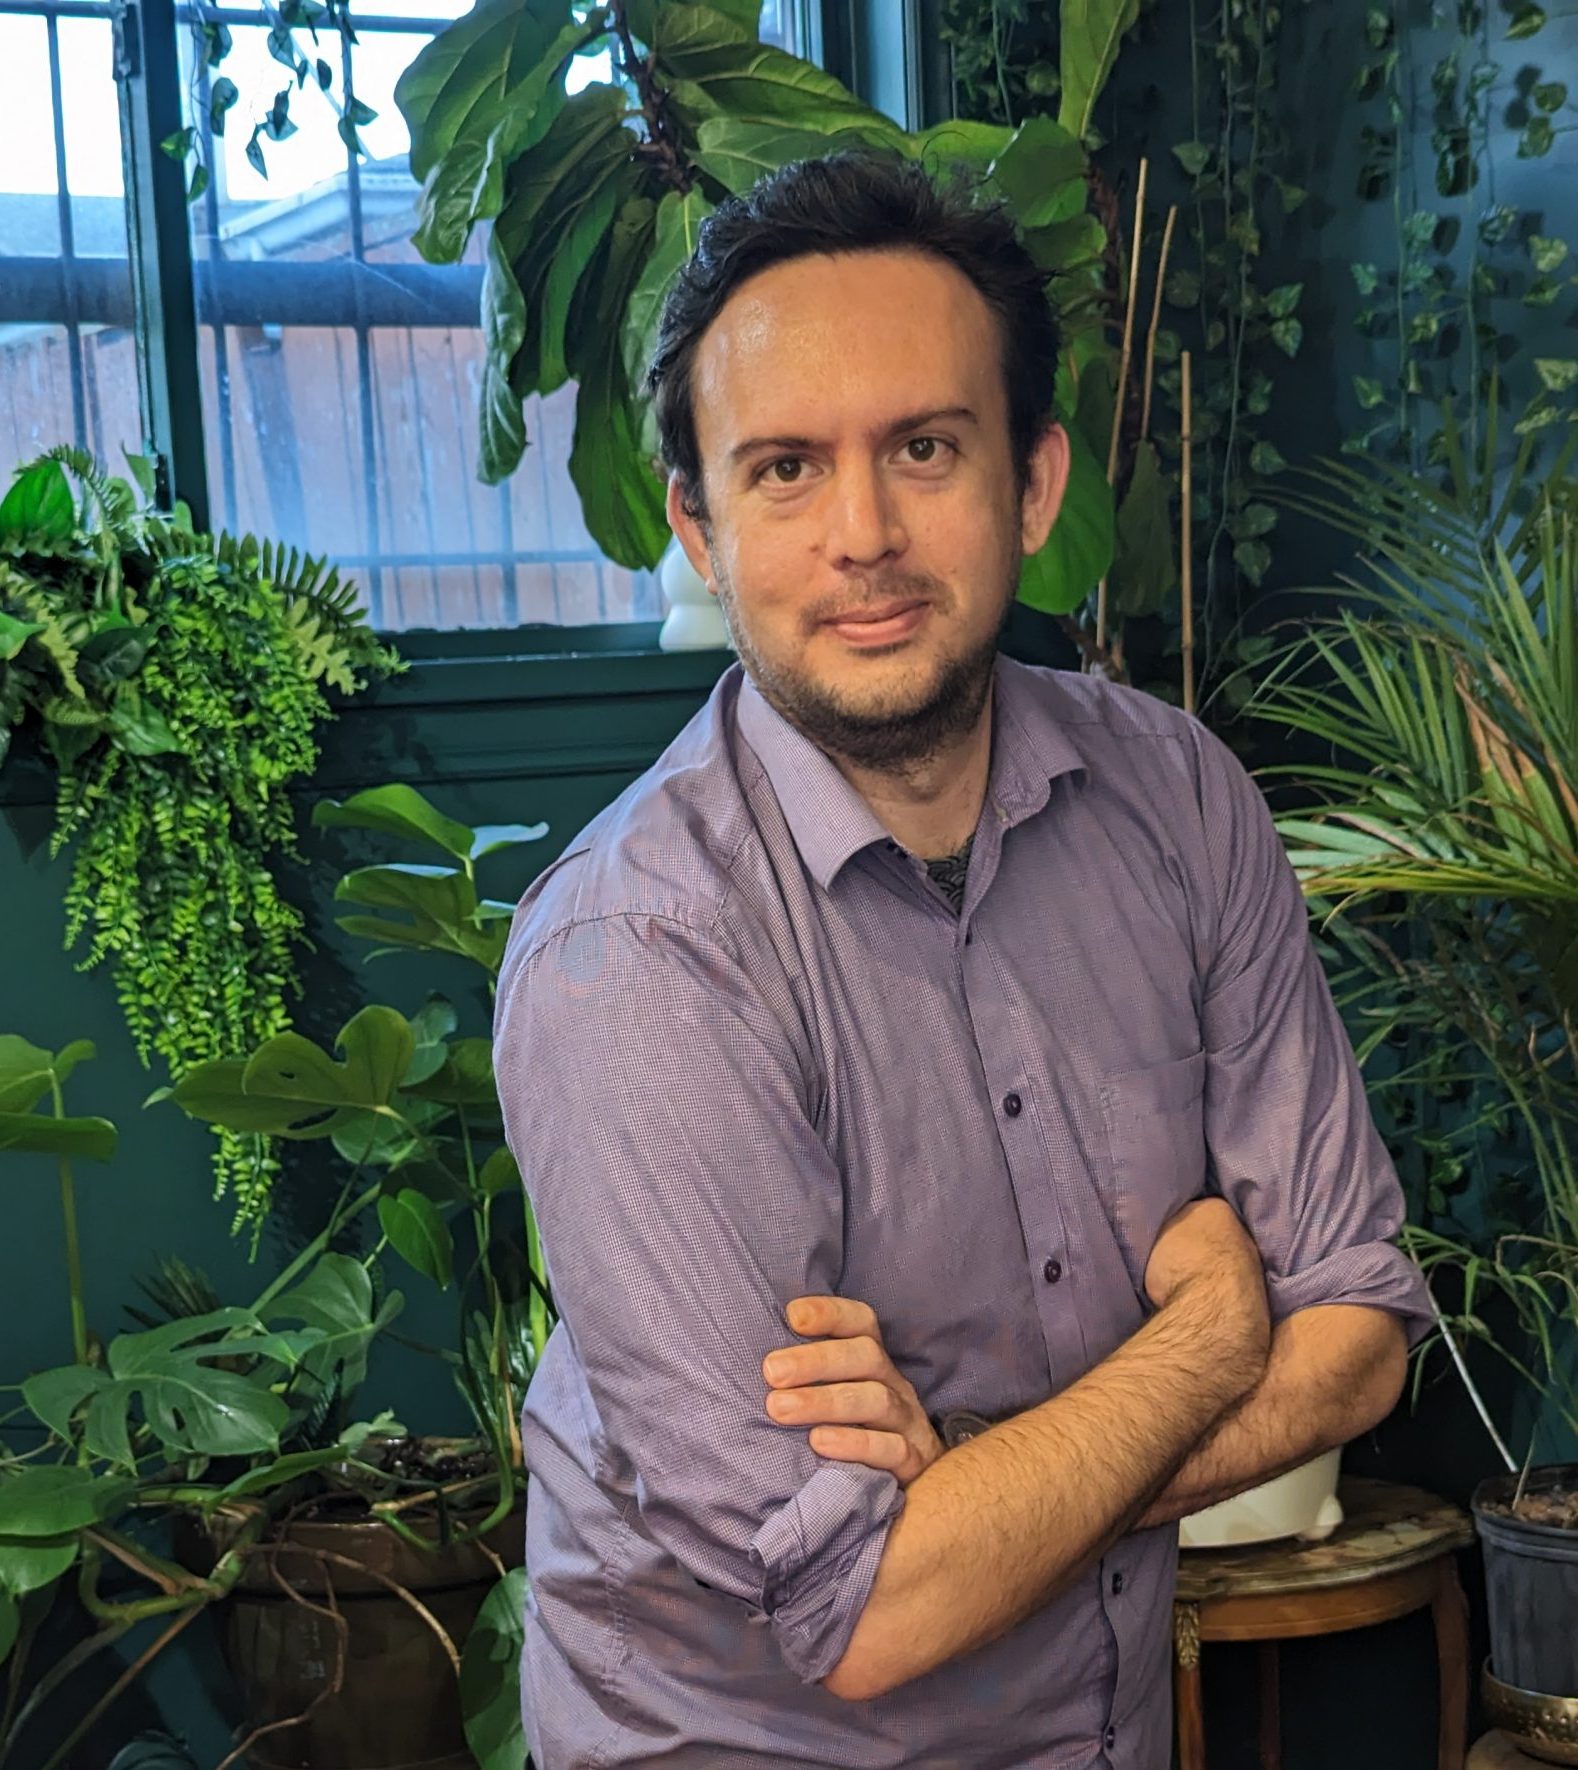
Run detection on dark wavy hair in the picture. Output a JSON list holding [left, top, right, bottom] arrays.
[[645, 151, 1061, 523]]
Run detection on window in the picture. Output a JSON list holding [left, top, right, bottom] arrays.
[[0, 2, 142, 477], [0, 2, 853, 636]]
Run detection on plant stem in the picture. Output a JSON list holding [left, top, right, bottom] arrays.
[[250, 1177, 382, 1315], [36, 1605, 204, 1770], [609, 0, 693, 194], [49, 1078, 88, 1366]]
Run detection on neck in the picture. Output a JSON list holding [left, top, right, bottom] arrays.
[[832, 686, 994, 860]]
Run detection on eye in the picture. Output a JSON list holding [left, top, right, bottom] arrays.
[[764, 457, 805, 484], [902, 437, 951, 464]]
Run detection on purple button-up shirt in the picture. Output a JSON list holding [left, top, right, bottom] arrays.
[[494, 657, 1429, 1770]]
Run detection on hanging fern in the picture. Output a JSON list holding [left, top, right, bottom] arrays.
[[0, 452, 403, 1232]]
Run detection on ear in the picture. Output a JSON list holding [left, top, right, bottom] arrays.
[[1019, 422, 1071, 558], [665, 476, 716, 595]]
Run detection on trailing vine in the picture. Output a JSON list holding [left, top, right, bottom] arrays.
[[0, 450, 402, 1231], [1347, 0, 1578, 465]]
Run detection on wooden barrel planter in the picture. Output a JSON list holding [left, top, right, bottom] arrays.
[[180, 1489, 524, 1770]]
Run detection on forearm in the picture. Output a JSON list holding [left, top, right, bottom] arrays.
[[822, 1278, 1266, 1701], [1136, 1304, 1408, 1529]]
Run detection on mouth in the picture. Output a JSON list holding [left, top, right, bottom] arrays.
[[822, 599, 932, 649]]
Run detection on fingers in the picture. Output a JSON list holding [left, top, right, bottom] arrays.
[[804, 1425, 911, 1474], [763, 1334, 889, 1389], [766, 1379, 897, 1429], [785, 1294, 882, 1342]]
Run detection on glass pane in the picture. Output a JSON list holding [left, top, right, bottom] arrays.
[[759, 0, 800, 51], [0, 6, 137, 483], [0, 323, 142, 484], [0, 14, 60, 258], [59, 17, 127, 256]]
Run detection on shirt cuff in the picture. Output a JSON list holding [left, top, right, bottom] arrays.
[[1266, 1239, 1433, 1347], [750, 1459, 904, 1685]]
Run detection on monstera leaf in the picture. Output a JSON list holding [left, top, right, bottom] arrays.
[[168, 1007, 415, 1140]]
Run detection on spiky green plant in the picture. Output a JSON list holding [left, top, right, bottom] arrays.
[[1244, 407, 1578, 1453]]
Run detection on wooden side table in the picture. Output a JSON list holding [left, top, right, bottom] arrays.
[[1173, 1478, 1475, 1770]]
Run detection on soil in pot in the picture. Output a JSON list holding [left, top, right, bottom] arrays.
[[1474, 1463, 1578, 1701], [179, 1438, 524, 1770]]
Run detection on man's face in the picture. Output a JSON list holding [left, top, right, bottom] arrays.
[[667, 249, 1068, 770]]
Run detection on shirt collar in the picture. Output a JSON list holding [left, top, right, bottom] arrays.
[[734, 656, 1087, 890]]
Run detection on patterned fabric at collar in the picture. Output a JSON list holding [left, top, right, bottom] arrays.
[[733, 655, 1088, 890]]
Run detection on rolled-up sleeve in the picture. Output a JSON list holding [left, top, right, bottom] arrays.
[[1190, 725, 1432, 1345], [494, 908, 902, 1684]]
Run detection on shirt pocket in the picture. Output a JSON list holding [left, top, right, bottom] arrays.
[[1097, 1048, 1209, 1295]]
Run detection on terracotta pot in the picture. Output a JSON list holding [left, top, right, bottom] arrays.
[[179, 1495, 524, 1770]]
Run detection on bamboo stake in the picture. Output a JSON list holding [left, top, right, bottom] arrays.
[[1181, 349, 1195, 715], [1096, 158, 1149, 657], [1140, 205, 1179, 441]]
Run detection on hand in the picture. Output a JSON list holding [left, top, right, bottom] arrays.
[[762, 1296, 943, 1487], [1144, 1197, 1270, 1368]]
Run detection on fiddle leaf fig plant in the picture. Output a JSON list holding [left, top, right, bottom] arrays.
[[396, 0, 1135, 612]]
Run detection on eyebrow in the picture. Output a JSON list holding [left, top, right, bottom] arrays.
[[726, 406, 980, 465]]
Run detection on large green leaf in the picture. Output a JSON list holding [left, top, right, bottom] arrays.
[[628, 0, 758, 40], [0, 1466, 135, 1537], [987, 117, 1088, 227], [0, 1035, 88, 1115], [82, 1311, 298, 1463], [533, 173, 625, 394], [479, 227, 531, 480], [267, 1252, 401, 1395], [658, 8, 894, 136], [622, 187, 715, 394], [172, 1008, 414, 1139], [0, 459, 75, 544], [460, 1568, 529, 1770], [468, 822, 549, 860], [378, 1188, 455, 1287], [0, 1110, 117, 1162], [1108, 440, 1177, 619], [395, 0, 601, 182], [22, 1364, 112, 1441], [913, 118, 1013, 178], [1059, 0, 1141, 141], [690, 117, 865, 193], [314, 783, 477, 861], [569, 197, 672, 569], [0, 1534, 78, 1596], [1017, 417, 1114, 615], [0, 1589, 17, 1661], [405, 1036, 497, 1107]]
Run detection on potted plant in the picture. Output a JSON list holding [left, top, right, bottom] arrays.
[[0, 1032, 409, 1770], [157, 782, 556, 1769], [1242, 405, 1578, 1732]]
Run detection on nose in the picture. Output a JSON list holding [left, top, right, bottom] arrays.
[[825, 459, 907, 571]]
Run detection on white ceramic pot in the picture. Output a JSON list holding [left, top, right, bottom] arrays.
[[1178, 1449, 1345, 1550], [658, 539, 733, 652]]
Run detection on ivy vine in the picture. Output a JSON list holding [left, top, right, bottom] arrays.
[[1347, 0, 1578, 465]]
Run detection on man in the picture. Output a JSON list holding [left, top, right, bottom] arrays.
[[493, 154, 1427, 1769]]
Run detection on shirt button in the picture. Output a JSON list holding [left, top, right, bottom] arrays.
[[1002, 1091, 1022, 1117], [1104, 1725, 1117, 1751], [1111, 1570, 1125, 1595], [1043, 1257, 1062, 1285]]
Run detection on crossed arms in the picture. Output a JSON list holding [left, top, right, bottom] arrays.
[[760, 1203, 1408, 1701]]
